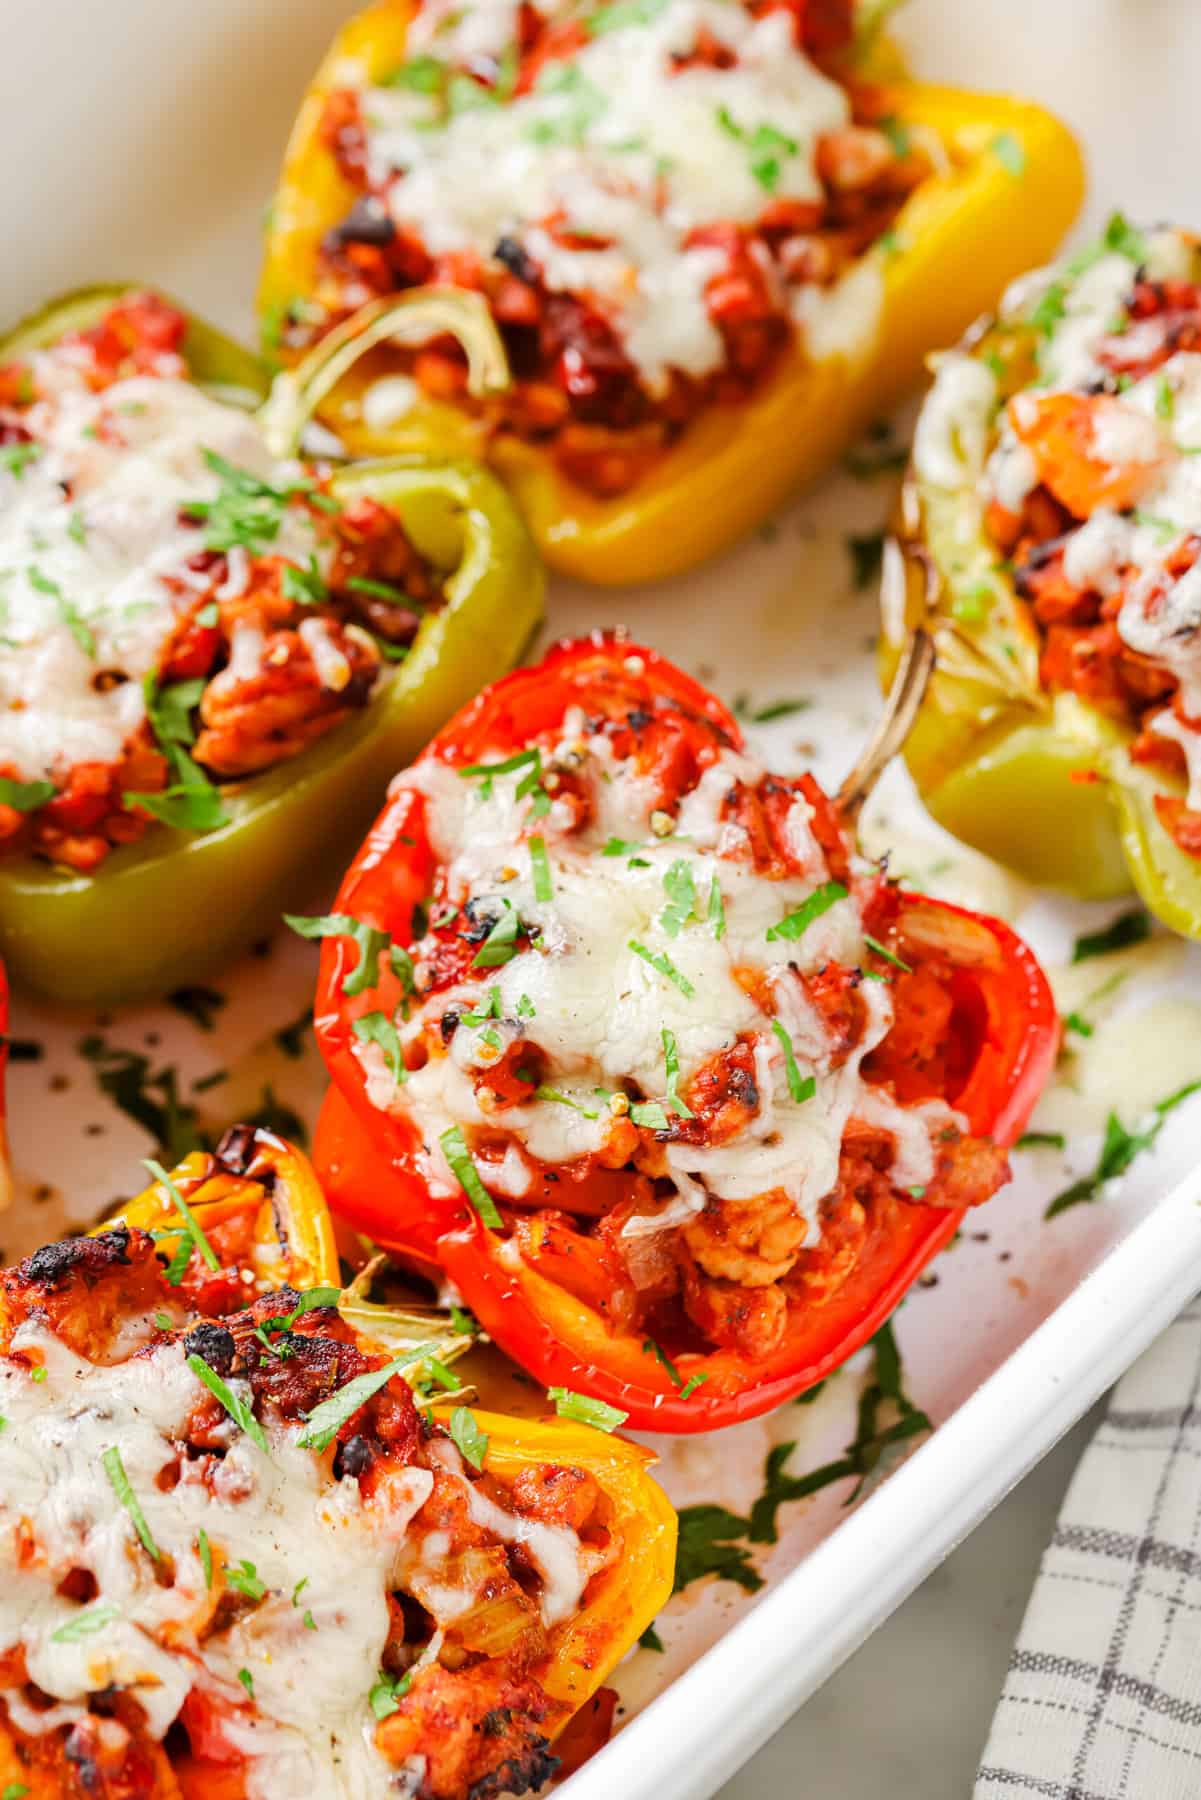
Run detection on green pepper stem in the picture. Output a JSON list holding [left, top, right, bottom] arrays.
[[837, 618, 935, 822], [258, 288, 511, 459]]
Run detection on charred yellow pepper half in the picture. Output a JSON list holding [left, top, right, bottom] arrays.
[[260, 0, 1084, 584], [95, 1125, 676, 1742]]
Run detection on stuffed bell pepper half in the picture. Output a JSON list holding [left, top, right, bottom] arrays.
[[0, 285, 542, 1004], [259, 0, 1083, 584], [881, 218, 1201, 938], [307, 636, 1058, 1432], [0, 1125, 675, 1799]]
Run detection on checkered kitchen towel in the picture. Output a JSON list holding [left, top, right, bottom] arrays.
[[975, 1299, 1201, 1800]]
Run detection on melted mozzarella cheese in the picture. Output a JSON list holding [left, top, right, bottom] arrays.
[[913, 352, 997, 489], [0, 367, 322, 784], [359, 0, 852, 389], [0, 1329, 433, 1798], [367, 725, 955, 1248]]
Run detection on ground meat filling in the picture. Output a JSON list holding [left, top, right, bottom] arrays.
[[292, 0, 931, 496], [0, 293, 442, 872], [359, 677, 1009, 1365], [0, 1230, 611, 1800]]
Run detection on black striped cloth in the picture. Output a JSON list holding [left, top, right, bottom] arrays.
[[975, 1300, 1201, 1800]]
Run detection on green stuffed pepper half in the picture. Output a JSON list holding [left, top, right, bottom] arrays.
[[0, 284, 542, 1003], [881, 217, 1201, 937]]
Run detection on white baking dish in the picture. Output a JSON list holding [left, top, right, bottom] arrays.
[[5, 1, 1201, 1796]]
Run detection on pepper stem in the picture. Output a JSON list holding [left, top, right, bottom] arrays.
[[257, 288, 511, 459], [836, 615, 935, 822]]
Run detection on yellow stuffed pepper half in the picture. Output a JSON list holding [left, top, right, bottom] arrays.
[[0, 1125, 675, 1800], [259, 0, 1084, 584]]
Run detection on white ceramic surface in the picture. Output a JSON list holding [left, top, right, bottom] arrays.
[[4, 2, 1201, 1797]]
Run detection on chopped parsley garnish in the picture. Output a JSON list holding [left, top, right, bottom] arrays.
[[168, 984, 227, 1031], [766, 880, 847, 943], [1045, 1080, 1201, 1218], [863, 934, 911, 973], [369, 1669, 412, 1719], [387, 943, 417, 1006], [1071, 908, 1150, 963], [297, 1342, 446, 1451], [770, 1020, 815, 1105], [1029, 280, 1068, 339], [661, 1028, 694, 1119], [130, 671, 228, 833], [440, 1124, 503, 1228], [628, 939, 695, 997], [602, 835, 643, 857], [585, 0, 671, 32], [745, 697, 812, 724], [144, 1156, 220, 1282], [187, 1355, 270, 1456], [102, 1445, 161, 1561], [472, 900, 522, 968], [284, 911, 389, 995], [198, 1528, 213, 1588], [0, 442, 39, 478], [196, 599, 218, 626], [707, 877, 726, 941], [847, 530, 885, 590], [642, 1338, 705, 1400], [449, 1406, 489, 1470], [660, 859, 698, 937], [1156, 372, 1176, 420], [749, 1320, 930, 1542], [77, 1032, 204, 1162], [227, 1560, 268, 1601], [878, 114, 911, 157], [989, 130, 1026, 175], [462, 985, 502, 1026], [382, 52, 444, 91], [460, 746, 550, 815], [29, 563, 95, 657], [535, 1086, 601, 1118], [51, 1602, 121, 1644], [673, 1506, 764, 1596], [629, 1099, 670, 1130], [450, 1304, 480, 1339], [529, 834, 553, 902], [643, 1337, 682, 1383], [0, 775, 55, 813], [346, 574, 415, 606], [517, 992, 536, 1019], [843, 420, 908, 478], [715, 105, 798, 191], [1064, 1010, 1093, 1039], [281, 555, 329, 606], [183, 449, 332, 555], [548, 1388, 628, 1432], [1102, 210, 1149, 264], [640, 1624, 665, 1652], [237, 1668, 255, 1700], [1017, 1131, 1066, 1150], [1134, 511, 1182, 542], [353, 1011, 405, 1083]]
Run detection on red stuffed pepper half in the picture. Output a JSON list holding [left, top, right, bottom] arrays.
[[312, 637, 1057, 1431]]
